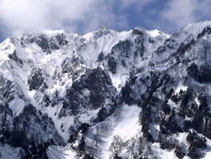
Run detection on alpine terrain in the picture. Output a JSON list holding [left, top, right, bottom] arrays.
[[1, 20, 211, 159]]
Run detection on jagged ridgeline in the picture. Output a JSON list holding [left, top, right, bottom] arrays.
[[0, 21, 211, 159]]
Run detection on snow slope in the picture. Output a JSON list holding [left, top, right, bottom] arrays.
[[0, 21, 211, 159]]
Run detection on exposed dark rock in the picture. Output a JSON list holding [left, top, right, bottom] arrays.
[[12, 104, 63, 148], [82, 154, 94, 159], [187, 130, 206, 159], [175, 144, 186, 159], [94, 104, 116, 123], [8, 51, 23, 65], [132, 28, 144, 36], [59, 67, 116, 117], [28, 68, 45, 90], [97, 52, 104, 61], [24, 142, 50, 159], [35, 35, 51, 52], [177, 39, 195, 55], [197, 27, 211, 39], [20, 33, 68, 53], [187, 63, 211, 83], [54, 34, 68, 46], [111, 40, 132, 58], [107, 55, 117, 74], [159, 135, 176, 150], [120, 74, 137, 105]]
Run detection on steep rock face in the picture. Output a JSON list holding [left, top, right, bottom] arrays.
[[58, 67, 116, 117], [0, 103, 64, 157], [0, 21, 211, 159], [20, 32, 68, 53]]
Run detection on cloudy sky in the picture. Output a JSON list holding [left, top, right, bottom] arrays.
[[0, 0, 211, 42]]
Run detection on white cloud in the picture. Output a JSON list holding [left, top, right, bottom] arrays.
[[0, 0, 129, 36], [0, 0, 155, 37], [1, 0, 211, 37], [0, 0, 98, 35], [160, 0, 211, 32], [163, 0, 196, 28]]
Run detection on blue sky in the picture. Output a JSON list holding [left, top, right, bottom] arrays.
[[0, 0, 211, 42]]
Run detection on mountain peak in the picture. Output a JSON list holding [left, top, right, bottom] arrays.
[[41, 29, 67, 36], [83, 26, 117, 40], [182, 20, 211, 36]]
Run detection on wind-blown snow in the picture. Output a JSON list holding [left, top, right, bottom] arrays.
[[88, 104, 141, 159], [47, 144, 76, 159], [182, 20, 211, 37]]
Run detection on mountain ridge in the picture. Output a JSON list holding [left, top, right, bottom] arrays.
[[0, 20, 211, 159]]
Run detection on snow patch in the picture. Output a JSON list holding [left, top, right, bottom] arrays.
[[175, 83, 188, 94], [151, 143, 178, 159], [98, 104, 142, 159], [8, 96, 25, 116], [47, 144, 76, 159]]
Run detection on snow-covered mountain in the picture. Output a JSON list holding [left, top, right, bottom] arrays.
[[0, 20, 211, 159]]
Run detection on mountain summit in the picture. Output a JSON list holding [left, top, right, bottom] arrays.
[[0, 21, 211, 159]]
